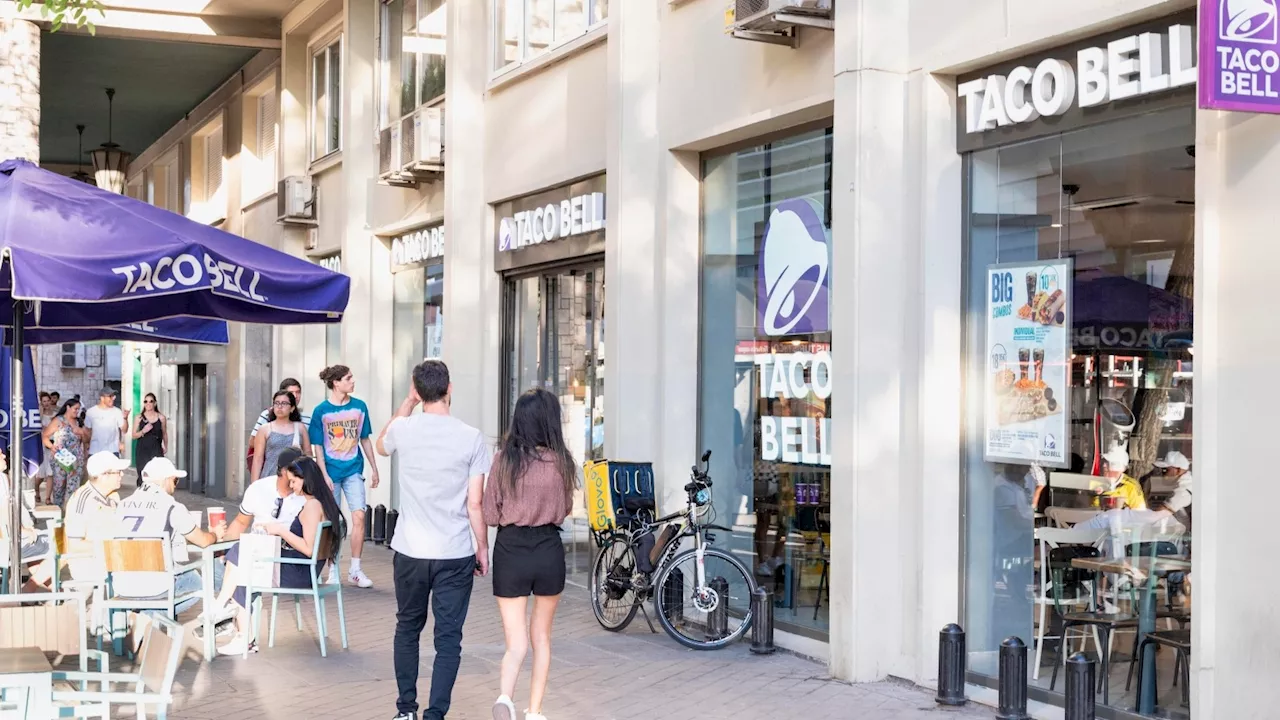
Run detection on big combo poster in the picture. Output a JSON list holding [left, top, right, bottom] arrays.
[[984, 259, 1072, 467]]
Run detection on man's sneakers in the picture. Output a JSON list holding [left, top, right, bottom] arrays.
[[391, 714, 415, 720], [349, 567, 374, 588], [216, 634, 258, 656], [492, 695, 516, 720]]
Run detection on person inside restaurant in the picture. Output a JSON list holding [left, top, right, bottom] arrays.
[[1099, 447, 1146, 510]]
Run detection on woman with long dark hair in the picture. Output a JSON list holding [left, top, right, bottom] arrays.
[[42, 397, 91, 507], [250, 390, 311, 482], [131, 392, 167, 487], [483, 388, 577, 720], [217, 456, 346, 656]]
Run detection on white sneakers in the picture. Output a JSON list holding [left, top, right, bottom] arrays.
[[349, 568, 374, 588], [525, 713, 547, 720], [216, 634, 257, 656], [492, 696, 516, 720]]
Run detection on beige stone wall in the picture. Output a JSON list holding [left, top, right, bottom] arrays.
[[0, 19, 38, 164]]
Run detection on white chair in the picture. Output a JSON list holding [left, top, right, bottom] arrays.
[[1033, 526, 1105, 679], [1045, 506, 1102, 528], [50, 613, 183, 720]]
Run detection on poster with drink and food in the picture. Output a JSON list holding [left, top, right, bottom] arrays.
[[984, 259, 1072, 468]]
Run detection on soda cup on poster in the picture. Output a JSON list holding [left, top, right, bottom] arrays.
[[208, 506, 226, 528]]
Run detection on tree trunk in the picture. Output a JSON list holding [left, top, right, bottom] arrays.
[[0, 19, 40, 164], [1127, 232, 1194, 481]]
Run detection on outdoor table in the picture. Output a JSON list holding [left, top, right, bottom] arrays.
[[0, 646, 52, 719], [1071, 555, 1191, 714], [31, 506, 60, 523], [189, 539, 237, 662]]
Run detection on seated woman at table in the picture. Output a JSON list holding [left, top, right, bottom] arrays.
[[1099, 447, 1146, 510], [216, 456, 345, 656]]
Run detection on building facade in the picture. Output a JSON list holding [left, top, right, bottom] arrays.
[[110, 0, 1280, 717]]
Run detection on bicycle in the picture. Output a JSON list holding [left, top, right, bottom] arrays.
[[588, 450, 757, 650]]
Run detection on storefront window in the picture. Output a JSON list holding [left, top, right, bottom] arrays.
[[379, 0, 446, 131], [391, 259, 444, 506], [963, 108, 1194, 717], [699, 127, 833, 639], [493, 0, 607, 72]]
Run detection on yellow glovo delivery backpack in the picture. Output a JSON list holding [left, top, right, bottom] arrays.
[[583, 460, 657, 532]]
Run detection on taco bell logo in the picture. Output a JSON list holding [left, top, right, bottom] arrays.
[[1221, 0, 1278, 44], [757, 198, 830, 336], [498, 217, 515, 252]]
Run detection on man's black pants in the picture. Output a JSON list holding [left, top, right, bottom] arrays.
[[393, 552, 475, 719]]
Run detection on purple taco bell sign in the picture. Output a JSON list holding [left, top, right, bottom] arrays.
[[757, 198, 830, 337], [1200, 0, 1280, 111]]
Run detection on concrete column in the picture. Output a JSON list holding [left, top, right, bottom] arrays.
[[604, 0, 661, 462], [1189, 108, 1280, 720], [0, 19, 38, 164], [442, 0, 498, 438], [339, 0, 393, 506], [828, 0, 916, 682]]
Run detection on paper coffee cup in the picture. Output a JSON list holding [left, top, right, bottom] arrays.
[[208, 507, 226, 528]]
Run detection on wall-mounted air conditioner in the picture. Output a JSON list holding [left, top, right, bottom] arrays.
[[60, 343, 85, 369], [728, 0, 834, 45], [277, 176, 316, 224], [414, 106, 444, 167]]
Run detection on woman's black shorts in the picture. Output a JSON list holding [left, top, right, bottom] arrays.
[[492, 524, 565, 598]]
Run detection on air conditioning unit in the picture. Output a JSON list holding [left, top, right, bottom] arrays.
[[728, 0, 834, 44], [378, 124, 416, 188], [60, 343, 85, 369], [277, 176, 316, 224], [414, 106, 444, 167], [305, 227, 320, 251]]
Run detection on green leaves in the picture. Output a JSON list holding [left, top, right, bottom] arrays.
[[14, 0, 106, 34]]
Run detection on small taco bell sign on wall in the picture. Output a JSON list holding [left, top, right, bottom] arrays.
[[1200, 0, 1280, 111]]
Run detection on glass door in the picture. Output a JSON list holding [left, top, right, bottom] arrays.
[[502, 262, 605, 462]]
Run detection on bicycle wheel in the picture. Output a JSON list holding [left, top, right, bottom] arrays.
[[590, 534, 641, 631], [652, 547, 755, 650]]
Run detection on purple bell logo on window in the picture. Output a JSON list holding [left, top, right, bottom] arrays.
[[757, 198, 830, 336]]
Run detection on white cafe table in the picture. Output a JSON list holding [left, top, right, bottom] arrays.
[[188, 539, 237, 662], [0, 646, 52, 720]]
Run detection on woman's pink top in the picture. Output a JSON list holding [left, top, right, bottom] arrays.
[[482, 453, 572, 527]]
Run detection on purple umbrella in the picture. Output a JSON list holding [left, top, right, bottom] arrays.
[[0, 159, 348, 590]]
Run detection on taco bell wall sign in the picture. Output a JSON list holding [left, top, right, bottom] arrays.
[[1200, 0, 1280, 111]]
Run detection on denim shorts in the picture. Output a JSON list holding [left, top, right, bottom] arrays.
[[331, 474, 367, 512]]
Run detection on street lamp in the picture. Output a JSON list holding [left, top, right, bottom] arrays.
[[90, 88, 132, 194], [70, 124, 95, 185]]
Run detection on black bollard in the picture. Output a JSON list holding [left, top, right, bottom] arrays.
[[749, 586, 775, 655], [936, 624, 968, 706], [371, 504, 387, 544], [996, 637, 1031, 720], [363, 508, 372, 540], [706, 577, 729, 640], [1064, 652, 1096, 720], [385, 509, 399, 546]]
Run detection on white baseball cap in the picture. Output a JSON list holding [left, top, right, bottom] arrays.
[[86, 451, 130, 477], [1101, 447, 1130, 472], [1153, 451, 1191, 471], [142, 457, 188, 483]]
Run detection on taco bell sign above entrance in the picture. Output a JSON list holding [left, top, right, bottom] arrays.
[[1200, 0, 1280, 112], [958, 24, 1197, 134]]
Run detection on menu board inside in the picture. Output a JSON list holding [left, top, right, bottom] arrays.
[[984, 260, 1072, 467]]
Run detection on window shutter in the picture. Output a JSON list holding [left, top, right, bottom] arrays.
[[204, 128, 223, 201], [258, 91, 277, 172]]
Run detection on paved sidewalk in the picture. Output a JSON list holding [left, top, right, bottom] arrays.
[[164, 492, 992, 720]]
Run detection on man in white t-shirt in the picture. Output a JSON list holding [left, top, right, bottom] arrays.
[[84, 387, 128, 457], [250, 378, 312, 438], [113, 458, 227, 613], [225, 447, 308, 540], [376, 360, 490, 720]]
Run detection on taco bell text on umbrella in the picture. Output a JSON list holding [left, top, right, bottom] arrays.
[[112, 252, 268, 302]]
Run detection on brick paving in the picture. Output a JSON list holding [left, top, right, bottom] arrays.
[[157, 492, 993, 720]]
